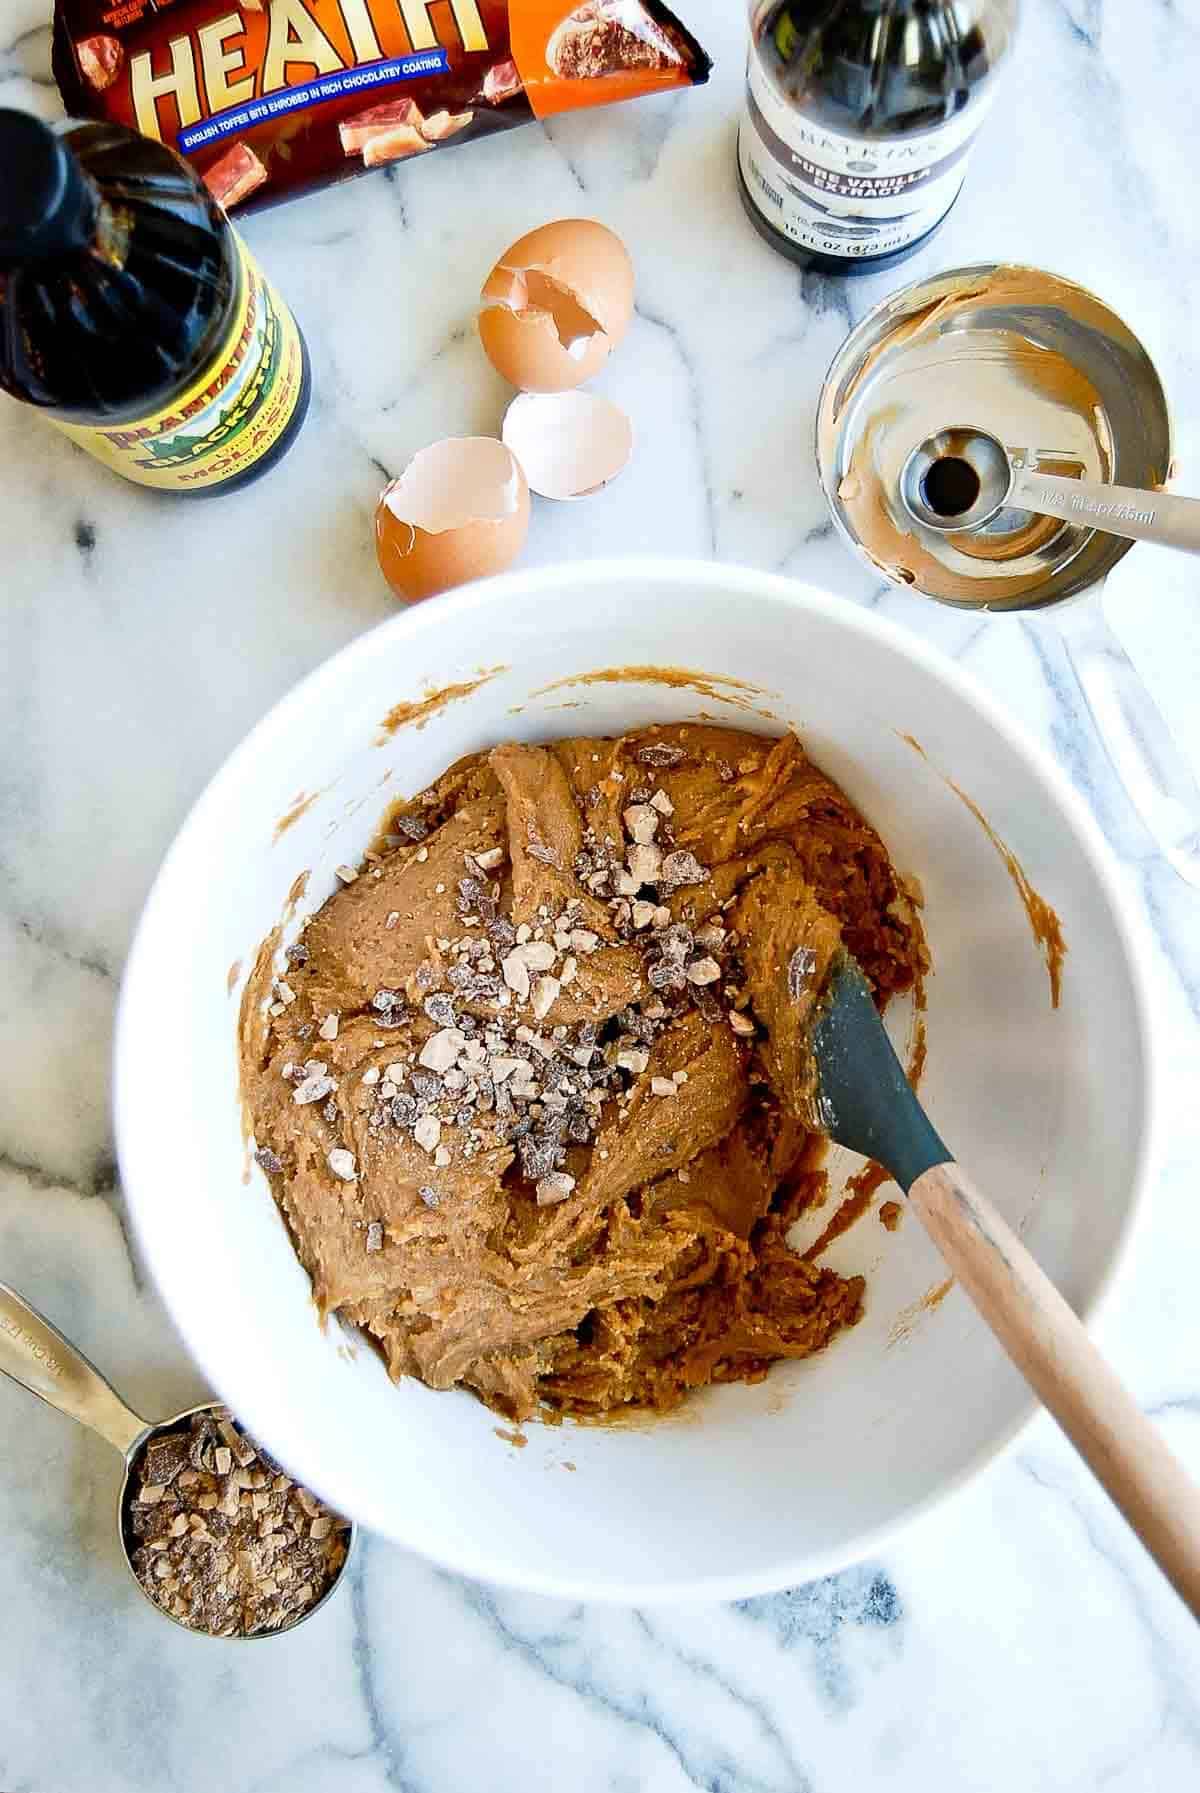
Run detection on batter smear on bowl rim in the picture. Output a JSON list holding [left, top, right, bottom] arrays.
[[241, 724, 927, 1423]]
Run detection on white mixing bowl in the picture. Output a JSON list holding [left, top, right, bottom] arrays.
[[115, 560, 1155, 1603]]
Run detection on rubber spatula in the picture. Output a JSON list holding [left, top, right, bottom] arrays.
[[811, 953, 1200, 1617]]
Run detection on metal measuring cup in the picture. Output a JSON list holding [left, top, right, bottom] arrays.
[[815, 263, 1200, 886], [0, 1280, 355, 1638]]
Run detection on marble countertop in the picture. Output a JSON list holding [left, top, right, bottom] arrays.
[[3, 0, 1200, 1786]]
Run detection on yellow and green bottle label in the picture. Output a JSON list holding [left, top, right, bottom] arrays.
[[50, 235, 304, 491]]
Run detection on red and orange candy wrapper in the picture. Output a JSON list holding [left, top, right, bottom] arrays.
[[53, 0, 711, 213]]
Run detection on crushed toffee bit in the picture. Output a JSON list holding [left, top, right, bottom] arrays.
[[637, 742, 685, 767], [292, 1070, 334, 1106], [535, 1171, 576, 1205], [623, 803, 659, 844], [661, 850, 706, 888], [419, 1027, 466, 1072], [127, 1408, 350, 1637], [527, 835, 561, 866], [686, 957, 721, 986], [414, 1114, 442, 1153]]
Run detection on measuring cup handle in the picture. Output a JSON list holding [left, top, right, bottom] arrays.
[[1054, 603, 1200, 887], [0, 1281, 148, 1459]]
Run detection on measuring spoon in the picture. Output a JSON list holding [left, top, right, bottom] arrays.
[[0, 1279, 354, 1638]]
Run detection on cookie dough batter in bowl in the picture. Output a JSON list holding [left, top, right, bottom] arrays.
[[240, 724, 926, 1425], [116, 560, 1154, 1602]]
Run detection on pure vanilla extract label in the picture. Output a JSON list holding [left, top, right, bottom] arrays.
[[739, 54, 995, 261], [49, 237, 305, 490]]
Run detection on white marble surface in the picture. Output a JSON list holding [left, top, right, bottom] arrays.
[[3, 1, 1200, 1786]]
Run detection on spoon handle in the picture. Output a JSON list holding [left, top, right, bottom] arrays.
[[1009, 467, 1200, 555], [908, 1166, 1200, 1618], [0, 1281, 148, 1459]]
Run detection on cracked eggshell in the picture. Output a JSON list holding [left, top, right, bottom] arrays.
[[502, 391, 633, 500], [478, 218, 635, 394], [374, 438, 530, 603]]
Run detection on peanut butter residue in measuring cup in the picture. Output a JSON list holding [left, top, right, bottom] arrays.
[[817, 264, 1171, 612]]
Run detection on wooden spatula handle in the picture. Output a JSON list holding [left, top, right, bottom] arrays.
[[909, 1162, 1200, 1617]]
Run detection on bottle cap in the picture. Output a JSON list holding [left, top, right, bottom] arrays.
[[0, 110, 91, 267]]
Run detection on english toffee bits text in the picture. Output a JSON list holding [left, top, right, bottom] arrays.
[[127, 1408, 350, 1636], [256, 740, 755, 1225]]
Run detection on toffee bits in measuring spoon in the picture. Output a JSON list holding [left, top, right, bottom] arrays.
[[126, 1406, 350, 1637]]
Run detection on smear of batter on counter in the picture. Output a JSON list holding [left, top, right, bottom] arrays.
[[227, 958, 243, 996], [376, 666, 507, 742], [899, 733, 1066, 1007], [527, 664, 780, 719], [241, 723, 927, 1424]]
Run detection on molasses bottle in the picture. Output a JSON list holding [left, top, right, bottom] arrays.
[[738, 1, 1018, 275], [0, 109, 309, 494]]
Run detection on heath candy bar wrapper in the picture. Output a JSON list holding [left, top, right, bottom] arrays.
[[53, 0, 711, 213]]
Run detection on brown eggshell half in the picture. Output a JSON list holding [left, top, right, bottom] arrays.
[[479, 217, 635, 394], [375, 437, 530, 603], [478, 303, 614, 393]]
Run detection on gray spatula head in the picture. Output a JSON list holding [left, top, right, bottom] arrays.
[[809, 955, 949, 1195]]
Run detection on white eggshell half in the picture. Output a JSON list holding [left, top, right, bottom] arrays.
[[502, 391, 633, 501]]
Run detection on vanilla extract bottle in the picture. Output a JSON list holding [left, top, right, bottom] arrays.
[[0, 109, 309, 493], [738, 0, 1018, 274]]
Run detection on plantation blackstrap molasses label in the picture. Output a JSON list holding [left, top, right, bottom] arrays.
[[50, 237, 305, 490]]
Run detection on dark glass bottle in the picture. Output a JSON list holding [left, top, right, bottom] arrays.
[[0, 110, 309, 494], [738, 1, 1018, 275]]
